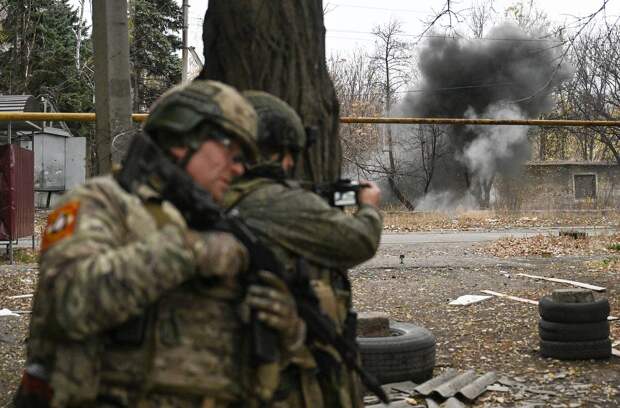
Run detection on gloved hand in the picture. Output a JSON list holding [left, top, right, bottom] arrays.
[[245, 270, 306, 352], [358, 180, 381, 208], [186, 231, 249, 284]]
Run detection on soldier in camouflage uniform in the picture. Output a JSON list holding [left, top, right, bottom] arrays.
[[15, 81, 304, 408], [222, 91, 383, 408]]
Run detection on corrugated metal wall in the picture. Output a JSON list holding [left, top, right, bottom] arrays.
[[0, 145, 34, 241]]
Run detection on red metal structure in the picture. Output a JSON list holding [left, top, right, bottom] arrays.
[[0, 144, 34, 263]]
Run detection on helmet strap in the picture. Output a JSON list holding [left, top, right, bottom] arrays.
[[278, 147, 299, 178], [176, 146, 197, 169]]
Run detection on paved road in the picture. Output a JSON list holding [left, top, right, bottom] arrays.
[[380, 226, 618, 245], [358, 227, 618, 269], [6, 226, 616, 249]]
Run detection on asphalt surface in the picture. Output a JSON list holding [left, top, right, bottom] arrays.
[[367, 227, 618, 269], [380, 227, 618, 245]]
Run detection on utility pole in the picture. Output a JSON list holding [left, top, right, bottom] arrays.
[[92, 0, 132, 174], [182, 0, 190, 82]]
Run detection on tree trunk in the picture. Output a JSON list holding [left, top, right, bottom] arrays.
[[199, 1, 340, 182], [538, 133, 546, 160], [76, 0, 85, 72]]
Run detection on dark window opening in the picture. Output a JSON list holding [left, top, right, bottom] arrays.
[[574, 174, 596, 200]]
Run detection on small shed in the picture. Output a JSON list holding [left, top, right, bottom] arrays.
[[0, 95, 86, 208], [0, 144, 34, 263], [0, 95, 42, 139]]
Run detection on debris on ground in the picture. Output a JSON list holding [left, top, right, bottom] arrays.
[[559, 230, 588, 240], [413, 369, 497, 402], [2, 210, 620, 407], [586, 256, 620, 273], [0, 309, 20, 317], [365, 370, 525, 407], [480, 290, 538, 305], [352, 223, 620, 406], [449, 295, 492, 306], [478, 233, 620, 259], [515, 273, 605, 292]]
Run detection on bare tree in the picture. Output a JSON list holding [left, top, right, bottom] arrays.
[[370, 19, 415, 209], [415, 125, 448, 194], [418, 0, 464, 40], [562, 26, 620, 163], [328, 50, 383, 178], [504, 0, 549, 33], [73, 0, 86, 71], [467, 0, 496, 38]]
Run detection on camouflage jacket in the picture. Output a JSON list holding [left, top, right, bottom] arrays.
[[223, 176, 383, 408], [224, 178, 382, 269], [27, 176, 247, 407]]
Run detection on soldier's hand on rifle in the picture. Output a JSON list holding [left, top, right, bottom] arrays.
[[358, 180, 381, 208], [187, 231, 249, 285], [246, 271, 306, 352]]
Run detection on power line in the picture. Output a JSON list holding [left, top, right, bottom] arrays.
[[326, 28, 564, 43], [327, 2, 429, 14], [326, 35, 374, 42], [395, 82, 520, 94]]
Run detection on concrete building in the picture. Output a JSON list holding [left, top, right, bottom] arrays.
[[497, 161, 620, 210]]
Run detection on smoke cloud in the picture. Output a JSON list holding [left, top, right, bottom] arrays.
[[398, 23, 572, 209]]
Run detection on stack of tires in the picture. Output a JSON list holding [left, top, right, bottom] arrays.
[[538, 293, 611, 360]]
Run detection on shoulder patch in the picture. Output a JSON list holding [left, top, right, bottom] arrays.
[[41, 201, 81, 251]]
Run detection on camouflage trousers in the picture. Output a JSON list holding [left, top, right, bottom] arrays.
[[270, 363, 363, 408], [92, 388, 245, 408]]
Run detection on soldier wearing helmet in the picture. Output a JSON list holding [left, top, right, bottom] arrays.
[[243, 91, 307, 178], [223, 91, 383, 408], [16, 80, 302, 407]]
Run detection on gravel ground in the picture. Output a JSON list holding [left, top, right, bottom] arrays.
[[0, 223, 618, 407], [352, 238, 620, 407], [0, 264, 37, 407]]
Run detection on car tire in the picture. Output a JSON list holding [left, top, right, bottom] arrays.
[[538, 296, 609, 323], [538, 319, 610, 342], [358, 322, 435, 384], [540, 339, 612, 360]]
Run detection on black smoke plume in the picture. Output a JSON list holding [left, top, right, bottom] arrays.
[[399, 23, 572, 209]]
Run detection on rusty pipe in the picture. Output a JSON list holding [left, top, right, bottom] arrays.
[[0, 112, 148, 123], [340, 117, 620, 127], [1, 112, 620, 127]]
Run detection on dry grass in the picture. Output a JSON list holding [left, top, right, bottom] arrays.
[[0, 248, 38, 265], [587, 256, 620, 272], [382, 209, 620, 232], [479, 233, 620, 259]]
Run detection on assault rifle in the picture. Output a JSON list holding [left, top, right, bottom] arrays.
[[117, 133, 388, 403], [303, 126, 370, 209], [312, 179, 369, 208]]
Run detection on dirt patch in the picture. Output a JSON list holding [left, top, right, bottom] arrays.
[[352, 243, 620, 406], [0, 264, 37, 405], [1, 211, 619, 406], [478, 233, 620, 259]]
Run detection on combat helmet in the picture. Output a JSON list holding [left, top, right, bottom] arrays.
[[144, 80, 259, 163], [242, 91, 306, 160]]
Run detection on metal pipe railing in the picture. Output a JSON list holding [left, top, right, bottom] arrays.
[[339, 117, 620, 127], [1, 112, 620, 127], [0, 112, 148, 123]]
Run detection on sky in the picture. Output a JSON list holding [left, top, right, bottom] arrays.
[[323, 0, 620, 52], [71, 0, 620, 61]]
